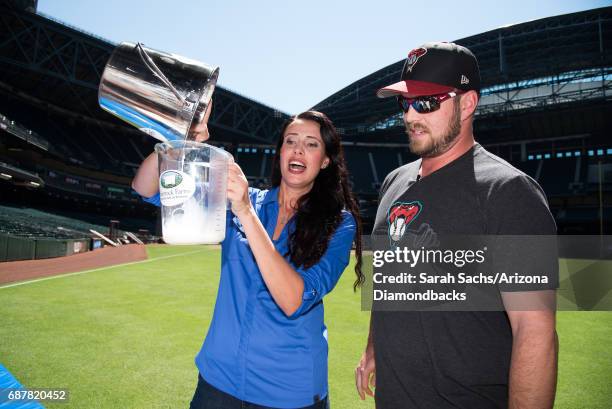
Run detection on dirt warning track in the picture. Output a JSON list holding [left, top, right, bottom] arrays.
[[0, 244, 147, 285]]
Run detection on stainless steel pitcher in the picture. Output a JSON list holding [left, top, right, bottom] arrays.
[[98, 42, 219, 142]]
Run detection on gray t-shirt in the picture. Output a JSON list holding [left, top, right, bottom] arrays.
[[371, 143, 557, 409]]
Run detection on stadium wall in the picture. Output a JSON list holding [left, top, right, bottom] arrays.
[[0, 234, 90, 262]]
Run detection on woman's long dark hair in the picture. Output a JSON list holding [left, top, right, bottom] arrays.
[[271, 111, 364, 290]]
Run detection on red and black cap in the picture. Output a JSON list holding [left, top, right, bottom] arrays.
[[377, 42, 481, 98]]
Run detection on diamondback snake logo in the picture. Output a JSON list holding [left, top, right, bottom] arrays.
[[387, 201, 422, 245], [406, 47, 427, 72]]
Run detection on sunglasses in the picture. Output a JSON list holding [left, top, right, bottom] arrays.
[[396, 91, 463, 114]]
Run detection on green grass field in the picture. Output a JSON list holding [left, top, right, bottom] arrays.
[[1, 245, 610, 408]]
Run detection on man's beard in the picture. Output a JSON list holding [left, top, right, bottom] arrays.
[[405, 100, 462, 158]]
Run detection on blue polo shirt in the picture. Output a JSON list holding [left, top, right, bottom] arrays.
[[143, 187, 355, 408]]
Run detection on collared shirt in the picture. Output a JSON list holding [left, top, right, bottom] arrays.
[[143, 187, 355, 408]]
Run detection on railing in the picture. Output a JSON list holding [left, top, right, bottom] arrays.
[[44, 169, 136, 202], [0, 113, 50, 150]]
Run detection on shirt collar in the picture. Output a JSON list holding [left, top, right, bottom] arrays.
[[261, 186, 280, 206]]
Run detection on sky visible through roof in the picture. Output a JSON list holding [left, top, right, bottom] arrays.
[[38, 0, 608, 114]]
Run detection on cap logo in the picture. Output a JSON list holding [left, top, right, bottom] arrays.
[[460, 75, 470, 85], [406, 47, 427, 72]]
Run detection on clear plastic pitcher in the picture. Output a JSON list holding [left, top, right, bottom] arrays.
[[155, 141, 231, 244]]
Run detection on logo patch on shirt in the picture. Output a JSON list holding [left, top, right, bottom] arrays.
[[387, 201, 422, 246]]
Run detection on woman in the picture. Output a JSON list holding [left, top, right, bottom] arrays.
[[132, 109, 363, 409]]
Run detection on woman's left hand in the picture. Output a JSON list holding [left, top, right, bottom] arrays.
[[227, 160, 252, 217]]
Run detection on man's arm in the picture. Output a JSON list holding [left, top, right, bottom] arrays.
[[502, 291, 558, 409], [355, 314, 376, 400]]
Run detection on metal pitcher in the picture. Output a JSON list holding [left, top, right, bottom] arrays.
[[98, 42, 219, 142]]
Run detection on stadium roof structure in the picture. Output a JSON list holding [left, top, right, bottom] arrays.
[[313, 7, 612, 143], [0, 3, 610, 149], [0, 0, 290, 145]]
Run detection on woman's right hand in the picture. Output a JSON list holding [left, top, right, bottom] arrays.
[[191, 100, 213, 142]]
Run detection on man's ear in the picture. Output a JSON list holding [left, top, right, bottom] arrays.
[[460, 90, 479, 120]]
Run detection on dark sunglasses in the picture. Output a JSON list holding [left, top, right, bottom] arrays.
[[396, 91, 463, 113]]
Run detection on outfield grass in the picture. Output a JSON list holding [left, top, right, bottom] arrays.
[[0, 245, 610, 408]]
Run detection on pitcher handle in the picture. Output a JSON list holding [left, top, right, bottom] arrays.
[[136, 42, 186, 105]]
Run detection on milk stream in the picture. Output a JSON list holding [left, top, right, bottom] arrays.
[[162, 196, 225, 244]]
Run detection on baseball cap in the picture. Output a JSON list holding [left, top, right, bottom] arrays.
[[377, 42, 481, 98]]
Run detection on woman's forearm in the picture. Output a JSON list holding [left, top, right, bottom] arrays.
[[237, 207, 304, 316]]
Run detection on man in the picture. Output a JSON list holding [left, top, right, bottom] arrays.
[[355, 42, 558, 408]]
